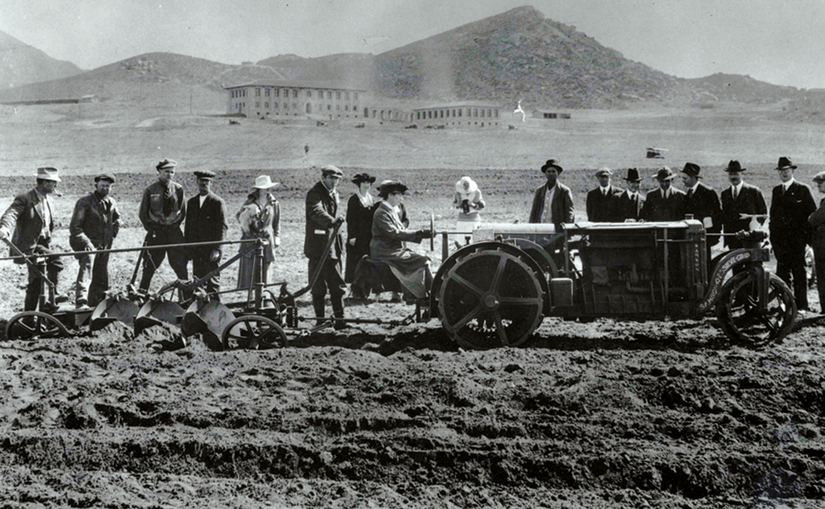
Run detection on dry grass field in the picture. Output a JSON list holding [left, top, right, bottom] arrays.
[[1, 102, 825, 508]]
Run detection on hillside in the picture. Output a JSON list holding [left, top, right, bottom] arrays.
[[0, 29, 83, 88], [686, 73, 801, 104]]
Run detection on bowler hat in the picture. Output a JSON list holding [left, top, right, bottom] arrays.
[[252, 175, 279, 190], [194, 170, 216, 180], [35, 167, 61, 182], [156, 158, 177, 171], [455, 176, 478, 194], [321, 165, 344, 178], [724, 160, 746, 173], [541, 159, 563, 174], [623, 168, 642, 182], [351, 172, 376, 185], [378, 180, 408, 196], [681, 162, 702, 178], [654, 166, 676, 181], [595, 167, 613, 177], [94, 173, 115, 183], [813, 171, 825, 183], [775, 156, 797, 171]]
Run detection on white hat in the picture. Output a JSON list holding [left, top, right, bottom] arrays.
[[455, 176, 478, 194], [35, 167, 61, 182], [252, 175, 279, 189]]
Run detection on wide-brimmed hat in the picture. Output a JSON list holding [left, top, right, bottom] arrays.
[[321, 165, 344, 178], [156, 158, 177, 171], [623, 168, 642, 182], [352, 172, 376, 185], [724, 160, 746, 173], [775, 156, 797, 171], [540, 159, 563, 174], [595, 167, 613, 178], [35, 167, 60, 182], [194, 170, 216, 180], [455, 176, 478, 194], [654, 166, 676, 181], [813, 171, 825, 183], [94, 173, 115, 183], [252, 175, 279, 189], [378, 180, 408, 196], [681, 162, 702, 178]]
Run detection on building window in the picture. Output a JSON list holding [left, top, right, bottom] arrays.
[[336, 105, 340, 110], [345, 92, 350, 100], [487, 109, 492, 117], [274, 89, 280, 97], [458, 109, 462, 117], [265, 102, 269, 108], [345, 105, 348, 111], [327, 105, 331, 110], [307, 90, 312, 97], [255, 102, 260, 108], [292, 102, 297, 109], [495, 110, 499, 118], [327, 91, 332, 99], [354, 93, 359, 100], [336, 91, 341, 100], [293, 90, 298, 98], [473, 108, 478, 117], [481, 109, 485, 117], [265, 89, 270, 97], [256, 88, 261, 97]]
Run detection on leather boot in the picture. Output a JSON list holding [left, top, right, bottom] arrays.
[[313, 297, 326, 325], [333, 309, 348, 330]]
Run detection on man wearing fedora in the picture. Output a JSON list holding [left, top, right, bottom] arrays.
[[770, 156, 817, 311], [616, 168, 645, 222], [641, 167, 686, 222], [0, 167, 67, 312], [138, 158, 189, 293], [184, 171, 228, 296], [69, 173, 121, 308], [681, 162, 722, 263], [720, 160, 767, 250], [528, 159, 575, 227], [305, 165, 347, 329], [586, 167, 623, 222]]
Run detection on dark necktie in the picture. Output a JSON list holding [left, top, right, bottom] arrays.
[[163, 185, 174, 216], [687, 189, 694, 199], [732, 188, 738, 201]]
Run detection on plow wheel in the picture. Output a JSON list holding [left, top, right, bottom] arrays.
[[437, 246, 544, 349], [716, 272, 796, 347], [5, 311, 70, 340], [222, 315, 288, 351]]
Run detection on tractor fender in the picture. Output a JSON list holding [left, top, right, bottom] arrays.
[[697, 248, 764, 313]]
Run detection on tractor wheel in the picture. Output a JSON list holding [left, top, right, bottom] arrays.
[[5, 311, 70, 340], [222, 315, 288, 351], [716, 272, 796, 347], [437, 246, 544, 349]]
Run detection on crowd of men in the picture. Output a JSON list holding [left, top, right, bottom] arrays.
[[532, 156, 824, 313]]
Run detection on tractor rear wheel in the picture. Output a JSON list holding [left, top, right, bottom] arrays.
[[716, 272, 796, 347]]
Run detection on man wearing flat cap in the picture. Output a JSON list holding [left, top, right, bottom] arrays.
[[138, 158, 188, 292], [586, 167, 623, 222], [184, 170, 228, 296], [528, 159, 575, 227], [770, 156, 817, 311], [305, 165, 347, 328], [616, 168, 645, 222], [0, 167, 67, 312], [69, 173, 121, 307], [807, 172, 825, 312], [641, 167, 686, 222], [680, 162, 722, 263], [720, 160, 767, 250]]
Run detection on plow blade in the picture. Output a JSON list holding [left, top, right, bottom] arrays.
[[90, 297, 141, 331], [134, 299, 184, 336], [181, 299, 236, 338]]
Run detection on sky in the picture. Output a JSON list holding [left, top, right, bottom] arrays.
[[1, 0, 824, 89]]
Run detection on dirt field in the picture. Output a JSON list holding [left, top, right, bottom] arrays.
[[1, 104, 824, 508]]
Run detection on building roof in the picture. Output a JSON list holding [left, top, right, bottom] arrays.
[[224, 79, 367, 92], [412, 101, 503, 110]]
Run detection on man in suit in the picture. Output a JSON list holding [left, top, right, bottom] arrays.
[[770, 156, 817, 311], [305, 165, 347, 329], [0, 167, 66, 312], [807, 172, 825, 312], [616, 168, 645, 222], [586, 167, 623, 222], [680, 162, 722, 264], [69, 173, 120, 308], [641, 167, 686, 222], [720, 160, 767, 250], [528, 159, 575, 227], [184, 171, 228, 297]]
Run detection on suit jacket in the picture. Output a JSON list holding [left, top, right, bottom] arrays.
[[586, 185, 624, 222], [684, 182, 722, 234], [616, 190, 645, 222], [770, 180, 817, 251], [720, 182, 767, 247], [0, 189, 54, 263], [641, 187, 686, 222], [528, 183, 575, 227], [304, 181, 344, 259], [809, 197, 825, 249], [69, 192, 120, 253], [185, 192, 228, 255], [369, 201, 426, 262]]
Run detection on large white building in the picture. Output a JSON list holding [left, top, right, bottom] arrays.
[[411, 101, 503, 127], [225, 80, 368, 119]]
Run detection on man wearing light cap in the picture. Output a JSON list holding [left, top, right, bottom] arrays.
[[586, 167, 623, 222], [641, 167, 686, 222], [138, 158, 188, 292], [184, 170, 227, 296], [305, 165, 347, 329], [807, 171, 825, 312], [69, 173, 121, 307], [0, 167, 66, 312]]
